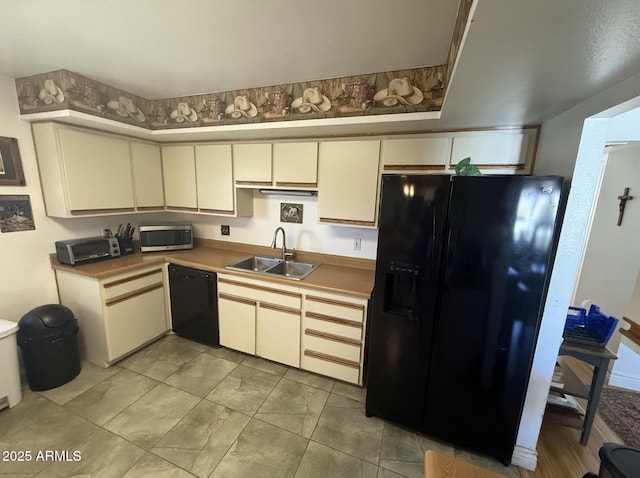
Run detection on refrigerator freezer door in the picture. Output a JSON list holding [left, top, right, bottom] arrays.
[[423, 175, 564, 464], [365, 174, 451, 429]]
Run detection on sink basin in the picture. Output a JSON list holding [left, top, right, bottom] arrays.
[[226, 256, 282, 272], [225, 255, 319, 280], [264, 261, 319, 280]]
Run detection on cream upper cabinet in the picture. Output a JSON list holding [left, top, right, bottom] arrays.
[[195, 144, 253, 216], [380, 136, 452, 172], [272, 142, 318, 187], [196, 144, 234, 213], [131, 141, 165, 210], [317, 140, 381, 226], [233, 143, 272, 185], [162, 145, 197, 210], [449, 129, 537, 173], [32, 122, 135, 217]]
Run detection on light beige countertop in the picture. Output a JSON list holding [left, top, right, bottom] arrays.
[[50, 239, 376, 299]]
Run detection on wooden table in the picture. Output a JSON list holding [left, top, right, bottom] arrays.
[[553, 341, 617, 445]]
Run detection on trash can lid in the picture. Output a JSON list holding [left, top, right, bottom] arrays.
[[0, 319, 18, 339], [599, 443, 640, 477], [18, 304, 76, 338]]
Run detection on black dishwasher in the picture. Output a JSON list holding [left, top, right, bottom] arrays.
[[168, 263, 219, 347]]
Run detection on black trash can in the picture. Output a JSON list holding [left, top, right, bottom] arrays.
[[598, 443, 640, 478], [17, 304, 81, 391]]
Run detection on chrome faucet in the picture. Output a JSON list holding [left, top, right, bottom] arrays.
[[271, 227, 294, 261]]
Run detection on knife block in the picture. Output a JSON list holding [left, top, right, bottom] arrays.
[[117, 237, 135, 255]]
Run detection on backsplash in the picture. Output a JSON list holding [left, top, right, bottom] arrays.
[[15, 66, 446, 130]]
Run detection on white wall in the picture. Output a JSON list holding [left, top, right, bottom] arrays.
[[514, 69, 640, 469], [0, 74, 165, 322], [182, 192, 379, 259], [573, 144, 640, 336]]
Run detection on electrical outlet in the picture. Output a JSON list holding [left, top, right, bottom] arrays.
[[221, 225, 230, 236], [353, 238, 361, 250]]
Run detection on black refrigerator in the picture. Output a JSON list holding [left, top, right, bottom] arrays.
[[365, 174, 564, 464]]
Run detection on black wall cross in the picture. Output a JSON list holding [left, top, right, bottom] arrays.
[[617, 187, 634, 226]]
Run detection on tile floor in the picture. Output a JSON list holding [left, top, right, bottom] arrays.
[[0, 334, 522, 478]]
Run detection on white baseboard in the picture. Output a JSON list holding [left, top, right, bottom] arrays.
[[609, 371, 640, 392], [511, 444, 537, 471]]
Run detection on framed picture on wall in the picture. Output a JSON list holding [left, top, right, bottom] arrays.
[[0, 137, 26, 186], [0, 195, 36, 232]]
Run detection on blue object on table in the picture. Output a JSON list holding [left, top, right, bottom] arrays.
[[563, 304, 619, 347]]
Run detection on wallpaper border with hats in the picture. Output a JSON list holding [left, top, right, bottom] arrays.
[[14, 66, 446, 131], [13, 1, 472, 132]]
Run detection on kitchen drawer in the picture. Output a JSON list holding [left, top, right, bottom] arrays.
[[218, 277, 301, 309], [302, 350, 360, 384], [303, 329, 361, 362], [304, 315, 363, 341], [305, 294, 365, 323], [102, 268, 164, 302]]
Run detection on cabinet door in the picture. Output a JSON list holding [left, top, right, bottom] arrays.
[[104, 285, 167, 362], [58, 127, 134, 213], [273, 142, 318, 187], [318, 140, 380, 226], [162, 145, 197, 209], [131, 141, 165, 209], [257, 303, 301, 367], [233, 143, 272, 185], [195, 144, 235, 213], [450, 130, 534, 173], [380, 137, 451, 172], [218, 294, 256, 354]]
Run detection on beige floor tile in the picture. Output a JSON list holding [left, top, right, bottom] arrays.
[[104, 383, 200, 449], [311, 400, 385, 465], [36, 361, 118, 405], [295, 441, 379, 478], [241, 355, 289, 376], [119, 340, 200, 381], [332, 380, 366, 403], [33, 428, 145, 478], [284, 368, 335, 392], [122, 452, 195, 478], [206, 365, 281, 415], [164, 353, 238, 397], [0, 396, 97, 475], [64, 368, 158, 425], [255, 378, 329, 438], [152, 400, 250, 478], [210, 419, 307, 478]]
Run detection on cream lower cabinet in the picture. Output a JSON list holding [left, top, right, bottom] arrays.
[[301, 290, 367, 385], [217, 274, 301, 366], [55, 265, 169, 367], [317, 140, 381, 227], [217, 273, 368, 384]]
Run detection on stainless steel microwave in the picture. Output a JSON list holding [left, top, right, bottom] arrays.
[[55, 236, 121, 266], [139, 224, 193, 252]]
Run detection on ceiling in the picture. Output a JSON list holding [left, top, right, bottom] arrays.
[[2, 0, 640, 135]]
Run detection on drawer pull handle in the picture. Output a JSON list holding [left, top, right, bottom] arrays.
[[259, 303, 300, 315], [305, 311, 362, 328], [219, 293, 256, 307], [219, 278, 301, 298], [306, 295, 365, 311], [103, 269, 163, 288], [105, 282, 163, 306], [305, 328, 361, 347], [304, 349, 360, 369]]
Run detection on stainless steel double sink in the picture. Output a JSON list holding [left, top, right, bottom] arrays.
[[225, 255, 320, 280]]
